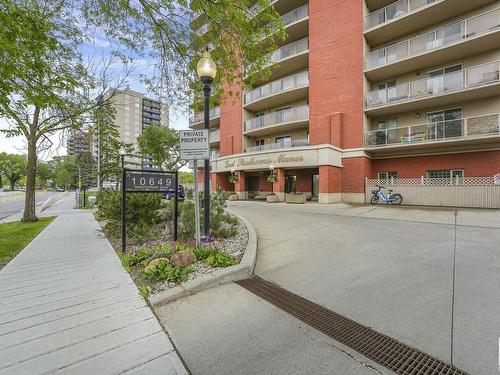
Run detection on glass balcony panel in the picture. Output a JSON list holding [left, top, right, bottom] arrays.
[[366, 49, 387, 69], [245, 71, 309, 104], [409, 0, 435, 11], [466, 114, 499, 136], [387, 84, 410, 103], [366, 8, 386, 29], [366, 89, 387, 107], [386, 0, 408, 22], [467, 61, 500, 87], [466, 8, 500, 38], [245, 105, 309, 132], [386, 41, 408, 63], [245, 137, 309, 153]]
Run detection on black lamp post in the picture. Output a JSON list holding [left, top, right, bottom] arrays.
[[197, 50, 217, 240], [119, 148, 126, 252]]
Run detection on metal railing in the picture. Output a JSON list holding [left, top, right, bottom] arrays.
[[194, 23, 209, 36], [245, 71, 309, 104], [210, 151, 220, 160], [209, 128, 220, 143], [365, 0, 437, 29], [365, 113, 500, 147], [365, 60, 500, 108], [245, 105, 309, 132], [248, 0, 278, 17], [282, 4, 309, 27], [189, 106, 221, 125], [365, 7, 500, 69], [244, 138, 309, 153], [270, 37, 309, 63]]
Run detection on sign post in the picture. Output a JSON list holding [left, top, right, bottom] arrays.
[[180, 130, 209, 245], [120, 168, 179, 252]]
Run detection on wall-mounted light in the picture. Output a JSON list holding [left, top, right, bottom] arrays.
[[416, 113, 421, 118]]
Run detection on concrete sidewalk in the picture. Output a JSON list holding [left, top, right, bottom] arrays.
[[0, 197, 187, 374]]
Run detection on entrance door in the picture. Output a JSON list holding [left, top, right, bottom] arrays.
[[246, 176, 259, 199], [285, 176, 296, 194], [312, 174, 319, 197]]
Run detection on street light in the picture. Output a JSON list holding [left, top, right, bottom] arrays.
[[197, 50, 217, 241]]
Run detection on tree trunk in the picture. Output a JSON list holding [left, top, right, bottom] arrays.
[[22, 137, 38, 222], [10, 179, 15, 191]]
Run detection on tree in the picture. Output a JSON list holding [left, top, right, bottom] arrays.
[[137, 125, 183, 171], [91, 103, 132, 186], [36, 161, 52, 188], [51, 156, 76, 190], [76, 152, 96, 188], [0, 1, 127, 221], [0, 153, 27, 190], [179, 171, 194, 184]]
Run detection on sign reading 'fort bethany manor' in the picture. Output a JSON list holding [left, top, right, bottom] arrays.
[[224, 153, 304, 169]]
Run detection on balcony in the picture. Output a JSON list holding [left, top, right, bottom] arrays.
[[365, 7, 500, 81], [365, 113, 500, 151], [244, 105, 309, 136], [365, 0, 495, 45], [189, 106, 221, 129], [209, 128, 220, 144], [244, 71, 309, 111], [266, 37, 309, 81], [365, 61, 500, 116], [194, 23, 208, 37], [244, 137, 309, 153]]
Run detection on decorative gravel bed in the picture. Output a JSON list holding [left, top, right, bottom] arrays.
[[97, 213, 249, 294]]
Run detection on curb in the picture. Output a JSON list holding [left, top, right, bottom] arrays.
[[149, 208, 257, 307], [40, 192, 69, 212]]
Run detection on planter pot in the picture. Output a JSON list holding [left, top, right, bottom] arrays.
[[228, 193, 239, 201], [266, 195, 278, 203], [286, 194, 306, 204]]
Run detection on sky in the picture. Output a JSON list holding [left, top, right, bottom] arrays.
[[0, 27, 190, 160]]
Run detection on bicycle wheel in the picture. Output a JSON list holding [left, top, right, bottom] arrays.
[[392, 194, 403, 205], [370, 195, 379, 205]]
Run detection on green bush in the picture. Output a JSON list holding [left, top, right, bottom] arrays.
[[143, 258, 192, 283], [193, 246, 211, 261], [97, 190, 163, 239], [179, 199, 196, 238], [205, 251, 236, 267]]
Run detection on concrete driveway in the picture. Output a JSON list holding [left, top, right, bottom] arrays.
[[156, 202, 500, 375]]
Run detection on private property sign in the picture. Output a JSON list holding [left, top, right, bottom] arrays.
[[494, 173, 500, 185], [180, 130, 209, 160]]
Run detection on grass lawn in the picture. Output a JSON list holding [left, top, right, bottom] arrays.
[[0, 217, 56, 268]]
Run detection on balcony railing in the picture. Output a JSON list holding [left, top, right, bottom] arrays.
[[209, 128, 220, 143], [365, 113, 500, 147], [248, 0, 278, 17], [245, 71, 309, 104], [365, 0, 437, 29], [282, 4, 309, 27], [365, 60, 500, 108], [245, 138, 309, 153], [270, 37, 309, 64], [189, 106, 221, 125], [210, 151, 220, 160], [365, 7, 500, 69], [245, 105, 309, 132]]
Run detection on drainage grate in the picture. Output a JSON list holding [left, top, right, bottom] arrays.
[[236, 276, 469, 375]]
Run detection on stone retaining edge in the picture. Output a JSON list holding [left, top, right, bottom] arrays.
[[149, 208, 257, 307]]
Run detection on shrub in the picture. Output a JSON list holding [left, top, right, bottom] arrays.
[[205, 251, 236, 267], [179, 200, 196, 238], [97, 190, 163, 239], [143, 258, 192, 283], [193, 246, 211, 261]]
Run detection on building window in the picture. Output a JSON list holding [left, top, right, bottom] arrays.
[[378, 171, 397, 180], [427, 169, 464, 178], [426, 108, 463, 140], [255, 139, 264, 146]]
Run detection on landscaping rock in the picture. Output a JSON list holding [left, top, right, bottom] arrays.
[[145, 257, 169, 272], [228, 193, 239, 201], [266, 195, 278, 203], [170, 251, 196, 267]]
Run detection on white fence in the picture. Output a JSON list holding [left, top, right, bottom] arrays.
[[365, 177, 500, 208]]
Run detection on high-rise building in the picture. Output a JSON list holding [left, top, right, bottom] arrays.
[[98, 88, 169, 169], [191, 1, 500, 204], [67, 130, 92, 157]]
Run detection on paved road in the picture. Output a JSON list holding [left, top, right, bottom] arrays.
[[157, 202, 500, 375], [0, 195, 187, 375], [0, 191, 57, 221]]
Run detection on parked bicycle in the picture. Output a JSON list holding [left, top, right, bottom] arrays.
[[370, 185, 403, 205]]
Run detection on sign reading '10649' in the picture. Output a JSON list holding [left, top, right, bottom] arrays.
[[125, 171, 175, 192]]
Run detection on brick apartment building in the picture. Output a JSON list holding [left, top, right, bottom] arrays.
[[190, 0, 500, 203]]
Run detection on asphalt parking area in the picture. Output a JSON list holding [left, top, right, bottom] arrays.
[[157, 202, 500, 375]]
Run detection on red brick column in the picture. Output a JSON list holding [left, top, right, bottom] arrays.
[[319, 165, 342, 203], [234, 170, 246, 199]]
